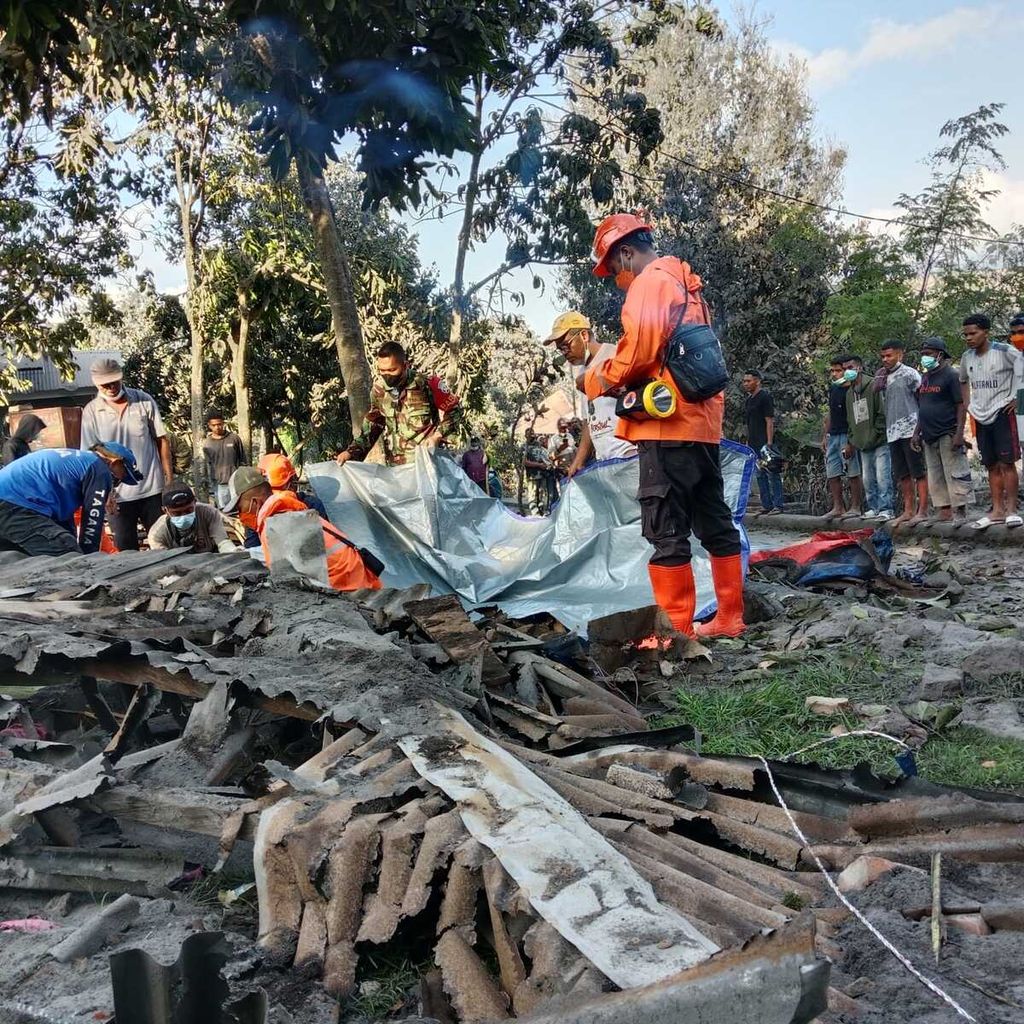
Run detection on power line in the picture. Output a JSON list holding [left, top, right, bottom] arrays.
[[546, 88, 1024, 248]]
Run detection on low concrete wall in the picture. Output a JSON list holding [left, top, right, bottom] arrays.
[[743, 510, 1024, 547]]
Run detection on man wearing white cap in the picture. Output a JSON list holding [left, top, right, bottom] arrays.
[[544, 311, 637, 478], [80, 357, 173, 550]]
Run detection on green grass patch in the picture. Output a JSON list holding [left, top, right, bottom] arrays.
[[350, 953, 429, 1020], [655, 654, 1024, 791]]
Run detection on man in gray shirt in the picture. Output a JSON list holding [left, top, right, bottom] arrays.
[[876, 340, 927, 526], [80, 358, 173, 550], [959, 314, 1024, 529]]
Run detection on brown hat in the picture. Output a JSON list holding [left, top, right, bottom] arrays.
[[90, 358, 123, 386]]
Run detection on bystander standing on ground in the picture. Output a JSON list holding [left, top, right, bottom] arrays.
[[80, 358, 172, 551], [1009, 314, 1024, 453], [547, 417, 577, 499], [1, 414, 45, 467], [460, 437, 489, 492], [911, 338, 972, 525], [147, 480, 236, 553], [821, 358, 865, 519], [959, 314, 1024, 529], [876, 340, 928, 526], [203, 410, 247, 508], [522, 428, 551, 515], [842, 355, 893, 520], [741, 370, 784, 515], [545, 311, 637, 478]]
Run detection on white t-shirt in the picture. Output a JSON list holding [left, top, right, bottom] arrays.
[[548, 431, 577, 465], [582, 344, 637, 462], [959, 342, 1024, 425]]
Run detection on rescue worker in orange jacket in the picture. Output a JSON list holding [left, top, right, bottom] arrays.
[[583, 214, 745, 639], [224, 466, 382, 591]]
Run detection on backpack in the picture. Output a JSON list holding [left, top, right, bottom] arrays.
[[659, 281, 730, 401]]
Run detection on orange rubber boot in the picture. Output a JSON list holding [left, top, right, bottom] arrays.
[[647, 562, 696, 639], [695, 554, 747, 639]]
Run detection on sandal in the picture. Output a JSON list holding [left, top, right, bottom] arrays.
[[970, 516, 1004, 530], [1005, 514, 1024, 528]]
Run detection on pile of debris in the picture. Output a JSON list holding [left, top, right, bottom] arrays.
[[0, 547, 1022, 1022]]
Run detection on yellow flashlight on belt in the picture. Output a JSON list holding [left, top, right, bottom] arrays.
[[615, 379, 678, 421]]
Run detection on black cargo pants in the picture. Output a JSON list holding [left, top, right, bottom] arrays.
[[637, 440, 741, 566], [0, 500, 80, 556]]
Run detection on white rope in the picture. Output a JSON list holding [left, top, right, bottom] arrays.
[[781, 729, 911, 762], [755, 753, 978, 1023]]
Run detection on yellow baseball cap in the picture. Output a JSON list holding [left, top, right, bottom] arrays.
[[543, 311, 592, 344]]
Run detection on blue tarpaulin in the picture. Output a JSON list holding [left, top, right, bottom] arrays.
[[310, 441, 755, 634]]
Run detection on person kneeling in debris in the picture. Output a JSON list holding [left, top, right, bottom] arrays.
[[224, 466, 382, 591], [257, 453, 329, 519], [0, 443, 143, 556], [147, 481, 237, 553]]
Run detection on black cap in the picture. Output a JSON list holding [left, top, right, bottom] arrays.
[[921, 336, 949, 355], [162, 481, 195, 508]]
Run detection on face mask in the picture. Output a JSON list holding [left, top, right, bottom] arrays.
[[921, 355, 939, 370], [170, 512, 196, 530], [240, 508, 258, 532], [101, 387, 124, 402], [381, 372, 405, 389], [614, 252, 635, 292], [843, 369, 858, 383]]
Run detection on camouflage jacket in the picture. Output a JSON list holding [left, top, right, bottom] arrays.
[[346, 368, 463, 465]]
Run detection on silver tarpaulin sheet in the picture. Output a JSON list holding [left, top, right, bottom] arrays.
[[310, 441, 755, 633]]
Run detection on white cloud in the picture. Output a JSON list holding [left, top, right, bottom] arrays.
[[777, 5, 1003, 89], [981, 170, 1024, 234]]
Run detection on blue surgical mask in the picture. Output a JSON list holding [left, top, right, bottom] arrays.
[[170, 512, 196, 530], [921, 355, 939, 370], [843, 369, 858, 382]]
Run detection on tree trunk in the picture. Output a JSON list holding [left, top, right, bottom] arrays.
[[447, 79, 486, 385], [230, 299, 252, 457], [175, 150, 207, 498], [296, 161, 372, 428]]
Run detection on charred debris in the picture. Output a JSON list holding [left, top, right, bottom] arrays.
[[0, 548, 1022, 1023]]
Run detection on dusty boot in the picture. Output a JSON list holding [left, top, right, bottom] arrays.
[[647, 562, 696, 640], [695, 554, 747, 640]]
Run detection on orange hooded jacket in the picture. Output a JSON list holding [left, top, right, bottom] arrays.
[[583, 256, 724, 444], [256, 490, 382, 591]]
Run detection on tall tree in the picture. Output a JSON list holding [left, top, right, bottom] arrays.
[[561, 9, 846, 424], [223, 0, 547, 425], [434, 2, 715, 381], [896, 103, 1009, 336], [0, 100, 133, 394]]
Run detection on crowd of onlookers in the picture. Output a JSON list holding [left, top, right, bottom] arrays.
[[519, 417, 587, 515], [744, 313, 1024, 529]]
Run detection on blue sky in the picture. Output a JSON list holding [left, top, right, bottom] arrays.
[[138, 2, 1024, 338]]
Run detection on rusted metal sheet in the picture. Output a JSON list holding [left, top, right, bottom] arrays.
[[848, 794, 1024, 839], [397, 705, 718, 990], [512, 916, 828, 1024], [809, 823, 1024, 868]]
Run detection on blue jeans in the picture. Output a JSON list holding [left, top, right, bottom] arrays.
[[860, 445, 894, 514], [756, 467, 784, 511]]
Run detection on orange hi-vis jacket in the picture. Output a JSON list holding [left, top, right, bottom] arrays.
[[256, 490, 382, 592], [583, 256, 724, 444]]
